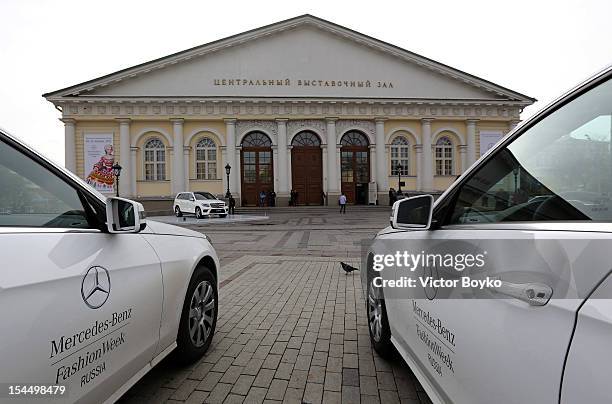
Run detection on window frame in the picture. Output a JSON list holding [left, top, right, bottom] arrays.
[[194, 137, 218, 180], [432, 68, 612, 231], [143, 137, 166, 181], [390, 136, 410, 176], [434, 136, 454, 176], [0, 131, 106, 232]]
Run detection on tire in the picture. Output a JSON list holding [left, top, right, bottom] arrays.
[[219, 214, 227, 218], [195, 207, 203, 219], [175, 265, 217, 363], [367, 272, 393, 357], [175, 206, 182, 217]]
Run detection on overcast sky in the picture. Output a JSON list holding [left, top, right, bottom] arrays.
[[1, 0, 610, 165]]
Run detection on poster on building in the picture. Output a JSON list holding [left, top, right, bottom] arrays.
[[479, 131, 504, 157], [84, 133, 115, 193]]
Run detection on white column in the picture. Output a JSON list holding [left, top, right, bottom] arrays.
[[326, 118, 339, 193], [224, 119, 238, 194], [415, 145, 423, 191], [466, 119, 478, 165], [171, 118, 185, 194], [61, 118, 76, 173], [375, 118, 388, 192], [459, 145, 468, 174], [116, 118, 131, 196], [276, 119, 289, 196], [183, 147, 190, 191], [421, 119, 434, 191], [369, 145, 377, 183], [130, 148, 137, 197]]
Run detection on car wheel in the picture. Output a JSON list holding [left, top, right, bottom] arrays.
[[175, 206, 182, 217], [175, 265, 217, 363], [195, 207, 203, 219], [367, 273, 393, 357]]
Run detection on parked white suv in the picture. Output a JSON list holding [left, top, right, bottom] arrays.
[[174, 192, 228, 219]]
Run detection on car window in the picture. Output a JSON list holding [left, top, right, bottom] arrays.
[[446, 76, 612, 225], [0, 139, 93, 228], [195, 192, 216, 200]]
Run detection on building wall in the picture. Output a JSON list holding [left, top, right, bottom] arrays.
[[66, 115, 516, 204]]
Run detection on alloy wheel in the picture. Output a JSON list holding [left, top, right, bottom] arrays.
[[188, 281, 215, 347], [368, 279, 383, 342]]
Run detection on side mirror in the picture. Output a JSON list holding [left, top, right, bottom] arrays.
[[189, 197, 195, 202], [390, 194, 434, 230], [106, 197, 147, 233]]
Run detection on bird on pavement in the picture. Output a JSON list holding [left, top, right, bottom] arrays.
[[340, 262, 359, 275]]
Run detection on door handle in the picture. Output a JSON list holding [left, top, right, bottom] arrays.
[[488, 280, 553, 306]]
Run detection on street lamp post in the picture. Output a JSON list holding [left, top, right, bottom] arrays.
[[396, 163, 403, 195], [225, 164, 232, 198], [112, 163, 122, 197]]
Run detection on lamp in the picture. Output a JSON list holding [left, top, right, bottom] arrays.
[[225, 163, 232, 198], [112, 163, 122, 197]]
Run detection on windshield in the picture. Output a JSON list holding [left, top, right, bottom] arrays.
[[195, 192, 217, 200]]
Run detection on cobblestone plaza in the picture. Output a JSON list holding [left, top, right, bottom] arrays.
[[120, 207, 432, 403]]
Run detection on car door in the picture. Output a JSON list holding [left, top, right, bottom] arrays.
[[177, 193, 187, 212], [388, 71, 612, 403], [0, 135, 164, 404]]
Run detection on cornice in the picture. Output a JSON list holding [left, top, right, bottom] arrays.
[[55, 99, 524, 120]]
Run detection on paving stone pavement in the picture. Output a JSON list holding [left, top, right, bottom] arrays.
[[119, 208, 433, 404]]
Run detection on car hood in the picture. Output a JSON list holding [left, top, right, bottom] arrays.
[[144, 220, 206, 239], [197, 199, 225, 204]]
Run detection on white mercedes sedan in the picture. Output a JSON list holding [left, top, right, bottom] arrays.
[[0, 130, 219, 403], [363, 65, 612, 403]]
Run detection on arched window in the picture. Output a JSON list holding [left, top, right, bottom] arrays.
[[340, 130, 369, 146], [435, 136, 454, 175], [143, 137, 166, 181], [391, 136, 410, 175], [195, 137, 217, 180], [292, 131, 321, 146], [242, 131, 272, 147]]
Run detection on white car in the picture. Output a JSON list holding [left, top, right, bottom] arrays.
[[363, 65, 612, 403], [0, 130, 219, 403], [174, 192, 228, 219]]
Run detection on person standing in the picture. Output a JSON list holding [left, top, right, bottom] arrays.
[[339, 193, 347, 214], [259, 190, 266, 207], [269, 190, 276, 207], [228, 196, 236, 215]]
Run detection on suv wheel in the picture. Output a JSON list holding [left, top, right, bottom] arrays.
[[175, 206, 182, 217], [195, 207, 203, 219]]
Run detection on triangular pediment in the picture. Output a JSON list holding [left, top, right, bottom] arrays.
[[44, 15, 534, 104]]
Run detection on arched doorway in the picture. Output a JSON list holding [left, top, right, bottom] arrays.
[[340, 130, 370, 204], [291, 131, 323, 205], [240, 131, 273, 206]]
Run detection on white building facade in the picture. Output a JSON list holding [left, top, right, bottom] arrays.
[[45, 15, 534, 206]]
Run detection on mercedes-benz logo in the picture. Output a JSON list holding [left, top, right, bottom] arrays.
[[81, 266, 111, 309]]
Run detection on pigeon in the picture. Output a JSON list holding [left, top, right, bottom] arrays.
[[341, 262, 359, 275]]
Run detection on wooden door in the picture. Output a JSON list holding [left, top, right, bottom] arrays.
[[241, 148, 273, 206], [291, 147, 323, 205]]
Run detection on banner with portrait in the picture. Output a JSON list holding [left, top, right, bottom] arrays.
[[84, 133, 115, 193], [479, 131, 504, 157]]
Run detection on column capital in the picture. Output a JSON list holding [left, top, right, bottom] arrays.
[[224, 118, 237, 125], [170, 118, 185, 124], [325, 117, 339, 123], [60, 118, 76, 125], [414, 145, 423, 152], [115, 118, 131, 124], [466, 119, 480, 124], [459, 145, 468, 152], [374, 117, 388, 123], [421, 118, 435, 124], [275, 118, 289, 123]]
